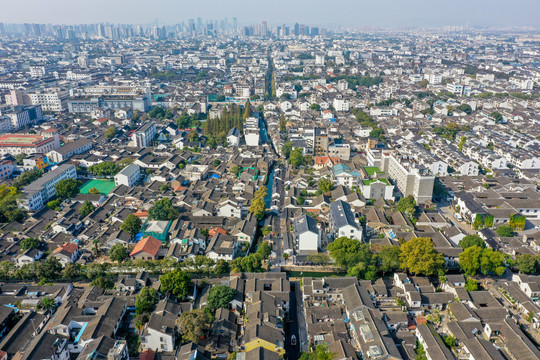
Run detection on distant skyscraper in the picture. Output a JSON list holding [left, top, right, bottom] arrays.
[[98, 24, 105, 38], [233, 17, 238, 32], [262, 21, 268, 37], [0, 23, 5, 34], [294, 23, 300, 36]]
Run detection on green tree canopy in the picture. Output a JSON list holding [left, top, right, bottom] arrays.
[[457, 104, 473, 114], [318, 177, 334, 194], [207, 285, 236, 310], [243, 99, 253, 120], [109, 243, 128, 262], [516, 254, 539, 275], [0, 261, 16, 280], [176, 309, 211, 344], [39, 297, 56, 312], [79, 201, 95, 218], [459, 235, 485, 249], [490, 111, 503, 122], [121, 214, 143, 236], [105, 126, 117, 139], [149, 198, 179, 221], [289, 147, 305, 167], [327, 237, 373, 269], [135, 287, 158, 315], [299, 344, 335, 360], [91, 276, 114, 289], [459, 246, 505, 276], [160, 269, 191, 300], [231, 165, 242, 176], [256, 241, 271, 259], [20, 237, 40, 251], [249, 197, 266, 220], [310, 103, 321, 111], [38, 257, 62, 281], [0, 185, 25, 223], [496, 225, 514, 238], [400, 237, 445, 276], [13, 169, 43, 189], [88, 162, 119, 176], [230, 254, 263, 273], [396, 196, 417, 217], [55, 179, 82, 199], [282, 142, 293, 159], [62, 263, 82, 280], [279, 114, 286, 132], [377, 245, 402, 273], [465, 278, 479, 291]]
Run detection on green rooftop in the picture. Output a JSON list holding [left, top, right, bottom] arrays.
[[363, 166, 383, 176], [79, 179, 116, 195], [362, 179, 390, 186]]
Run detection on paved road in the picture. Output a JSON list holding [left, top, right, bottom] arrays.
[[439, 205, 474, 234], [285, 282, 301, 360]]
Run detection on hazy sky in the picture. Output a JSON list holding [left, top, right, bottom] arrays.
[[1, 0, 539, 28]]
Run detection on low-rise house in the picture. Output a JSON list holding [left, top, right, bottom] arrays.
[[130, 236, 162, 261], [227, 128, 241, 147], [206, 233, 237, 261], [16, 247, 44, 266], [294, 215, 320, 253], [141, 314, 176, 352], [52, 243, 79, 266], [329, 200, 363, 241]]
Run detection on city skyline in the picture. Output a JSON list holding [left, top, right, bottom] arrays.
[[1, 0, 540, 28]]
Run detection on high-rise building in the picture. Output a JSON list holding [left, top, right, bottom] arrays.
[[262, 21, 268, 37]]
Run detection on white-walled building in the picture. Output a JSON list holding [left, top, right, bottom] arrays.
[[48, 139, 92, 163], [376, 150, 435, 205], [227, 128, 241, 147], [114, 163, 141, 188], [459, 161, 479, 176], [0, 133, 58, 156], [329, 200, 363, 241], [294, 215, 321, 253], [133, 122, 156, 148], [244, 116, 260, 147], [21, 164, 77, 210]]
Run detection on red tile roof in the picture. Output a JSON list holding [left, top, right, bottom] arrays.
[[314, 156, 341, 165], [209, 227, 227, 236], [134, 210, 149, 218], [54, 243, 78, 254], [130, 236, 161, 257], [139, 349, 155, 360]]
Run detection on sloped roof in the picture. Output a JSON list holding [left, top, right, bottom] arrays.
[[130, 236, 161, 257]]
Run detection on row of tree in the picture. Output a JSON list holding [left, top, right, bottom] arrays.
[[327, 235, 509, 280], [230, 241, 271, 273], [248, 186, 267, 220]]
